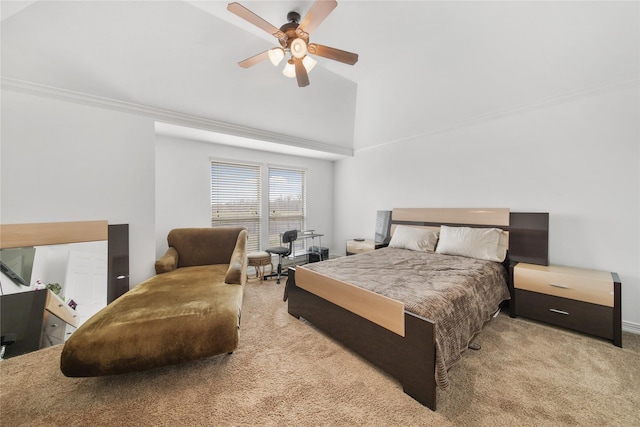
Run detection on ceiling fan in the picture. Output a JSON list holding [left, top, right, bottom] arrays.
[[227, 0, 358, 87]]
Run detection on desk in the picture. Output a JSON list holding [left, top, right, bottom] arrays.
[[294, 230, 325, 262]]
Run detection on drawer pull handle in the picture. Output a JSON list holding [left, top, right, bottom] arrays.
[[549, 308, 569, 315], [549, 283, 569, 289]]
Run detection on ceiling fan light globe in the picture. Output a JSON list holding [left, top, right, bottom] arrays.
[[268, 48, 285, 66], [290, 38, 308, 59], [282, 59, 296, 78], [302, 55, 317, 73]]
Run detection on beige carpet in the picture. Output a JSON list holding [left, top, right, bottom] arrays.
[[1, 279, 639, 426]]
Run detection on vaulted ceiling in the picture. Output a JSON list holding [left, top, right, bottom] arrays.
[[2, 1, 638, 158], [1, 1, 365, 156]]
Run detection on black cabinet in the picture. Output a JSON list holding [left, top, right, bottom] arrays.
[[107, 224, 129, 303], [0, 290, 47, 358]]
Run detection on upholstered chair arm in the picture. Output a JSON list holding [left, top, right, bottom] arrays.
[[155, 247, 179, 274], [225, 229, 248, 285]]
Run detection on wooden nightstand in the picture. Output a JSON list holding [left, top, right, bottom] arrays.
[[510, 263, 622, 347], [346, 239, 387, 256]]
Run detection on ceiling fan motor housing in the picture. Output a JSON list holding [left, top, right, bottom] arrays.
[[287, 11, 301, 23], [279, 11, 308, 49]]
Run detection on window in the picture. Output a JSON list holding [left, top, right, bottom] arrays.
[[211, 162, 307, 254], [269, 167, 306, 254], [211, 161, 261, 252]]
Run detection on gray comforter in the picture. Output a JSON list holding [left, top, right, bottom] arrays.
[[300, 247, 510, 389]]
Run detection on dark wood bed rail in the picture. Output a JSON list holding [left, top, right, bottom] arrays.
[[286, 268, 437, 409]]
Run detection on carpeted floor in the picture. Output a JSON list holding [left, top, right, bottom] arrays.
[[1, 279, 639, 426]]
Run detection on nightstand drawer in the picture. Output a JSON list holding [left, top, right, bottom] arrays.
[[514, 263, 613, 307], [515, 289, 614, 340]]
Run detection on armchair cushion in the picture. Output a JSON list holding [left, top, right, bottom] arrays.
[[155, 247, 179, 274], [167, 227, 246, 268]]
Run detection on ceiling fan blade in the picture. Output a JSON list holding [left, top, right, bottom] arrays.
[[297, 0, 337, 37], [294, 58, 310, 87], [227, 2, 285, 39], [308, 43, 358, 65], [238, 50, 269, 68]]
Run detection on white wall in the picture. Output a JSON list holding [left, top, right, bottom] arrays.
[[1, 89, 335, 289], [155, 134, 334, 259], [1, 90, 157, 286], [334, 80, 640, 330]]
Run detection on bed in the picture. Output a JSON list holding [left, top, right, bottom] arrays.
[[285, 208, 549, 410]]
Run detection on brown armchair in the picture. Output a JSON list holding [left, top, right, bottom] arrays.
[[61, 227, 249, 377]]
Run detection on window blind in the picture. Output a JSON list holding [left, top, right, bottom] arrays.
[[268, 167, 306, 253], [211, 161, 261, 253]]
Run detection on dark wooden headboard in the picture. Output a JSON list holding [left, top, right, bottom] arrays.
[[506, 212, 549, 265], [391, 208, 549, 266]]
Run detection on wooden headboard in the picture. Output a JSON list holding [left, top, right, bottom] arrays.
[[391, 208, 549, 266]]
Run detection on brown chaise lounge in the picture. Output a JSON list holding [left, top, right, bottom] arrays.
[[60, 227, 248, 377]]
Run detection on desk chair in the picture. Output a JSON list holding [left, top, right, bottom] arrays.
[[264, 229, 297, 284]]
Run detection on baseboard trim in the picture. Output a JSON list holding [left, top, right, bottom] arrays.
[[622, 320, 640, 335]]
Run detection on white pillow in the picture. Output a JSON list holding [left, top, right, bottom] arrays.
[[388, 225, 439, 252], [435, 225, 507, 262]]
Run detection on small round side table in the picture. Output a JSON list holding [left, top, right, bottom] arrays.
[[247, 251, 273, 282]]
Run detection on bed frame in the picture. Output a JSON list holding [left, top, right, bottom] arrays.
[[285, 208, 549, 410]]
